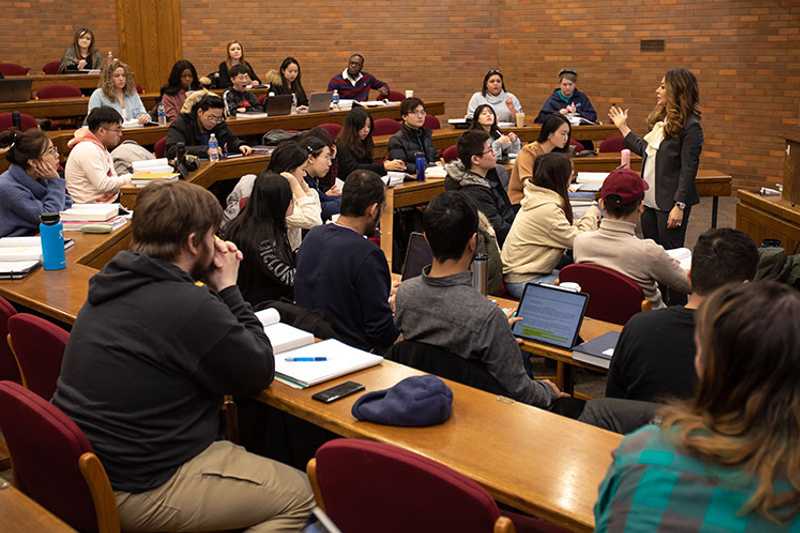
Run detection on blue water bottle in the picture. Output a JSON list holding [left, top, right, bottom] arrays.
[[39, 212, 65, 271], [415, 152, 426, 181]]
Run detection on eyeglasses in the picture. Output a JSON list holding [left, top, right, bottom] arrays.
[[482, 148, 495, 156], [43, 145, 59, 156], [411, 109, 427, 117], [486, 69, 502, 75], [204, 114, 225, 125]]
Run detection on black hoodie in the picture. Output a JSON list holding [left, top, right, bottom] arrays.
[[53, 251, 274, 493]]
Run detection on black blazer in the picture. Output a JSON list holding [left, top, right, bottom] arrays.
[[624, 114, 702, 211]]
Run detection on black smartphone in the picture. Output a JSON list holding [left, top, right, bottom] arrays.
[[311, 381, 365, 404]]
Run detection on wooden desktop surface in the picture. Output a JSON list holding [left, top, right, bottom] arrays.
[[6, 72, 101, 92], [0, 482, 76, 532], [736, 189, 800, 253]]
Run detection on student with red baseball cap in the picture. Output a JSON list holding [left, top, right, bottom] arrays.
[[572, 168, 690, 309]]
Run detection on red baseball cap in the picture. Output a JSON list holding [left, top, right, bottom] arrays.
[[600, 168, 648, 204]]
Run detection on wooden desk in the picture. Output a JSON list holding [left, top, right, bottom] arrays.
[[0, 482, 76, 532], [258, 359, 620, 532], [379, 178, 445, 265], [6, 73, 100, 92], [736, 189, 800, 253]]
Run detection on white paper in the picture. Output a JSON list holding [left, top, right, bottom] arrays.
[[0, 237, 40, 248], [602, 348, 615, 357], [425, 165, 447, 179], [132, 158, 168, 171], [666, 247, 692, 272], [255, 308, 281, 327], [576, 172, 609, 185], [275, 339, 383, 388]]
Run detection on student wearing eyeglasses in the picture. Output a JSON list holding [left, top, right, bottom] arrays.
[[165, 93, 252, 159], [466, 69, 523, 124], [387, 97, 439, 174]]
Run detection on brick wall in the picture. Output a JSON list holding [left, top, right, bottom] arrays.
[[3, 0, 799, 187]]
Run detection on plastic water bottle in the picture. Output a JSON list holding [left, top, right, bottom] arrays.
[[208, 134, 220, 161], [40, 213, 65, 271], [415, 152, 426, 182], [157, 102, 167, 126], [291, 93, 297, 114], [620, 149, 631, 169], [331, 90, 340, 109]]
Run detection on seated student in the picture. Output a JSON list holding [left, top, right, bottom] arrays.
[[165, 93, 253, 158], [595, 281, 800, 532], [535, 68, 597, 125], [0, 129, 72, 237], [395, 191, 564, 409], [336, 107, 406, 179], [466, 69, 523, 124], [225, 173, 296, 306], [388, 97, 439, 174], [501, 152, 600, 299], [160, 59, 201, 123], [59, 27, 103, 73], [295, 170, 398, 352], [444, 130, 516, 247], [223, 141, 321, 250], [508, 114, 571, 204], [298, 131, 340, 221], [52, 180, 314, 532], [605, 228, 759, 403], [327, 53, 389, 102], [574, 168, 690, 309], [65, 106, 132, 203], [222, 64, 262, 116], [266, 57, 309, 108], [88, 60, 150, 125], [470, 103, 521, 160], [216, 40, 261, 88]]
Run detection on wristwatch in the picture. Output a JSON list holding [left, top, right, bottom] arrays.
[[675, 202, 686, 210]]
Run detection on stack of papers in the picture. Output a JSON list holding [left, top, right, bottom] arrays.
[[61, 204, 119, 222], [255, 308, 315, 354], [666, 247, 692, 272], [424, 165, 447, 179], [131, 158, 179, 187], [0, 236, 46, 279], [275, 339, 383, 389], [360, 100, 387, 107], [382, 172, 405, 187]]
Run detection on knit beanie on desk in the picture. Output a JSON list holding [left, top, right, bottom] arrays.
[[351, 375, 453, 427]]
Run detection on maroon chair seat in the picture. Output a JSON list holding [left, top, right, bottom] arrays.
[[7, 313, 69, 400], [0, 63, 30, 76], [0, 296, 20, 383], [0, 112, 38, 132], [559, 263, 648, 325], [423, 114, 441, 130], [373, 117, 401, 136], [442, 144, 458, 162], [319, 122, 342, 139], [387, 90, 405, 102], [42, 60, 61, 75], [570, 138, 585, 153], [154, 136, 167, 158], [599, 136, 625, 153], [35, 84, 82, 99]]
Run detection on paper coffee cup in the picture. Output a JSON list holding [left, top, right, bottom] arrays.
[[405, 89, 414, 98], [515, 112, 525, 128]]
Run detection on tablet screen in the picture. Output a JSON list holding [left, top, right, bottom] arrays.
[[512, 283, 589, 348]]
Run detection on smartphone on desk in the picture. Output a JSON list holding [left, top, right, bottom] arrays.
[[311, 381, 365, 404]]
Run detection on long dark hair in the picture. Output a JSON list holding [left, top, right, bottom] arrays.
[[0, 128, 49, 168], [481, 69, 507, 96], [532, 152, 574, 223], [225, 172, 293, 266], [162, 59, 200, 96], [278, 57, 307, 106], [337, 107, 374, 160], [70, 27, 96, 61], [469, 104, 500, 138], [537, 114, 572, 153], [648, 68, 701, 138], [267, 141, 308, 174]]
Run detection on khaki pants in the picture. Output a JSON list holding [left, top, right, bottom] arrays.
[[115, 440, 315, 532]]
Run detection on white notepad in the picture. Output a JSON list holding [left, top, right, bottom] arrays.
[[666, 247, 692, 272], [255, 308, 315, 355], [274, 339, 383, 389]]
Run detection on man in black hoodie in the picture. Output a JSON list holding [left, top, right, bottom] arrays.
[[53, 181, 314, 532]]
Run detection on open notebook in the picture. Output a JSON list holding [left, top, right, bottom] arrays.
[[255, 308, 315, 355], [274, 339, 383, 389]]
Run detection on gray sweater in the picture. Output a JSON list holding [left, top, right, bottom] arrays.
[[396, 269, 555, 408]]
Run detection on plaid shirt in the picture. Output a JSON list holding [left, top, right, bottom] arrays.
[[595, 425, 800, 532]]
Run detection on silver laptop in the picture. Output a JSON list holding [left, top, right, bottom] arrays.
[[0, 79, 32, 103], [266, 94, 293, 116], [308, 92, 332, 113]]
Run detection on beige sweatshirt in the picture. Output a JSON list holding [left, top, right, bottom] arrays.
[[65, 141, 131, 203]]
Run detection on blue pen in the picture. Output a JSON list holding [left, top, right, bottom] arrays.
[[285, 357, 328, 362]]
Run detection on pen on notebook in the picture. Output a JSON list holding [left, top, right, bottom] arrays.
[[284, 357, 328, 362]]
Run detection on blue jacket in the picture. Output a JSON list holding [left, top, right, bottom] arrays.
[[535, 88, 597, 124], [0, 164, 72, 237]]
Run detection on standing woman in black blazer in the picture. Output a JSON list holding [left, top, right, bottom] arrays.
[[608, 68, 702, 249]]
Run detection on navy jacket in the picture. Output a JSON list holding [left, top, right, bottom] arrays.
[[535, 88, 597, 124]]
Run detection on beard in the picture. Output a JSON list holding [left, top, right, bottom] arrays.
[[364, 210, 380, 238], [189, 239, 216, 281]]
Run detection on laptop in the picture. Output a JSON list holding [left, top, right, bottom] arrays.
[[401, 232, 433, 281], [266, 94, 293, 116], [308, 92, 332, 113], [0, 79, 32, 103], [512, 282, 590, 349]]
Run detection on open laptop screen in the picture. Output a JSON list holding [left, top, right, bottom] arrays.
[[512, 283, 589, 349]]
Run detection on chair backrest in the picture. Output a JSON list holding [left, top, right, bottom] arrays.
[[42, 60, 61, 75], [310, 439, 510, 533], [319, 122, 342, 139], [154, 136, 167, 158], [423, 114, 441, 130], [559, 263, 645, 325], [598, 135, 625, 153], [35, 84, 82, 100], [7, 313, 69, 399], [387, 90, 405, 102], [0, 112, 38, 132], [373, 117, 401, 136], [442, 144, 458, 162], [0, 296, 20, 383], [0, 381, 101, 531], [0, 63, 30, 76], [570, 138, 585, 153], [385, 341, 510, 397]]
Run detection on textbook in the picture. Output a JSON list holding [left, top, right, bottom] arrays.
[[274, 339, 383, 389], [255, 308, 315, 355], [61, 203, 119, 222], [572, 331, 620, 370]]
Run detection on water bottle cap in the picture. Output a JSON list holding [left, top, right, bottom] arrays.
[[41, 212, 60, 224]]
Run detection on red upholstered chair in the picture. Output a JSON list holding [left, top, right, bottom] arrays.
[[136, 84, 145, 94], [319, 122, 342, 139], [0, 63, 30, 76], [373, 117, 401, 136], [0, 381, 121, 533], [442, 144, 458, 162], [570, 138, 585, 153], [154, 136, 167, 158], [35, 84, 82, 99], [0, 297, 20, 384], [308, 439, 517, 533], [558, 263, 652, 325], [598, 135, 625, 153], [7, 313, 70, 400], [387, 90, 405, 102], [423, 114, 441, 130], [0, 112, 38, 132], [42, 60, 61, 75]]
